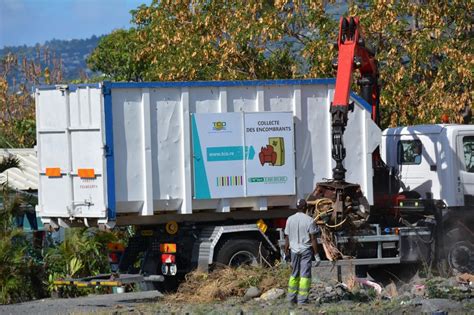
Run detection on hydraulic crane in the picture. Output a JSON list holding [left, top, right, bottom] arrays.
[[308, 16, 380, 229], [331, 16, 379, 180]]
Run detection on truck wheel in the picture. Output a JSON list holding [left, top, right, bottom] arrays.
[[448, 241, 473, 273], [445, 227, 474, 273], [214, 239, 269, 267]]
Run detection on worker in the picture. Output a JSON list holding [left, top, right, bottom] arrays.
[[285, 199, 321, 304]]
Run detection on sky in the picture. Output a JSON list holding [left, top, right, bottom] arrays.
[[0, 0, 152, 48]]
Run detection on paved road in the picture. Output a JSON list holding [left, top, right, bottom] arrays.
[[0, 290, 162, 315]]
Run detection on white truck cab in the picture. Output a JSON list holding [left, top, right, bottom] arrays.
[[381, 124, 474, 209]]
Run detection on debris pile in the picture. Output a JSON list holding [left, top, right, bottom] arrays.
[[164, 264, 473, 314], [388, 274, 473, 305], [308, 197, 369, 262], [166, 264, 290, 303], [310, 198, 343, 261]]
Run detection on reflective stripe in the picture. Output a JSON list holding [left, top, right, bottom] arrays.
[[289, 276, 300, 286], [298, 277, 311, 297], [288, 275, 300, 294], [299, 277, 311, 289]]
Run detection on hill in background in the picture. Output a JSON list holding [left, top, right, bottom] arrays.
[[1, 35, 104, 85]]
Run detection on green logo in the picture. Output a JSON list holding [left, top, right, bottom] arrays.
[[212, 121, 227, 131], [248, 176, 287, 184]]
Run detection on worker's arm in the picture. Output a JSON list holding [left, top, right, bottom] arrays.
[[284, 219, 290, 257], [310, 234, 318, 255], [284, 235, 290, 256], [311, 234, 321, 266], [309, 222, 321, 266]]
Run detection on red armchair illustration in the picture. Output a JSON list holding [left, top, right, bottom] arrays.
[[259, 145, 277, 166]]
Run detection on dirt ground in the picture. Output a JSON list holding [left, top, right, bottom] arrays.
[[1, 266, 472, 315]]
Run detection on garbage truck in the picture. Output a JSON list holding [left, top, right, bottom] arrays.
[[35, 18, 473, 289], [34, 79, 473, 288]]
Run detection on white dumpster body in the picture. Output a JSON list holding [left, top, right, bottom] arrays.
[[35, 79, 380, 227]]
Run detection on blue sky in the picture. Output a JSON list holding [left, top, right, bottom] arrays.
[[0, 0, 152, 48]]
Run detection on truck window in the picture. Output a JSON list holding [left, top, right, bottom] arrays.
[[397, 140, 422, 165], [463, 136, 474, 172]]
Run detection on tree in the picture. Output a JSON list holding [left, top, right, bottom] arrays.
[[0, 156, 45, 304], [100, 0, 337, 81], [88, 1, 472, 126], [0, 50, 63, 148], [350, 0, 473, 126], [87, 29, 147, 82]]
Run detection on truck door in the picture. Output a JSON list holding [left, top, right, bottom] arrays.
[[396, 137, 436, 197], [457, 134, 474, 206], [36, 86, 107, 222]]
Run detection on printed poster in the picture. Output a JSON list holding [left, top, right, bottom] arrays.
[[192, 112, 295, 199], [244, 112, 295, 196], [191, 113, 245, 199]]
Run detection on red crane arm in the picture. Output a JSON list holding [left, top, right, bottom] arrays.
[[330, 17, 380, 181], [333, 17, 378, 111]]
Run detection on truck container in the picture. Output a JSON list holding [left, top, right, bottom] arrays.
[[35, 79, 380, 229]]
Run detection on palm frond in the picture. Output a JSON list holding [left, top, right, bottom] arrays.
[[0, 156, 21, 173]]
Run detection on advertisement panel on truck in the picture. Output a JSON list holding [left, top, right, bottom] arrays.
[[191, 112, 295, 199]]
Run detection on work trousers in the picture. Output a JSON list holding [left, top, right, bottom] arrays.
[[287, 248, 312, 304]]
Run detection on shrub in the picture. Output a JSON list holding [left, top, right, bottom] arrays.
[[44, 227, 120, 297], [0, 159, 46, 304]]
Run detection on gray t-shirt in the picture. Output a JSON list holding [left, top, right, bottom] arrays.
[[284, 212, 319, 254]]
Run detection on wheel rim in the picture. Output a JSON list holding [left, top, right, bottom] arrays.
[[228, 250, 258, 267], [448, 241, 473, 273]]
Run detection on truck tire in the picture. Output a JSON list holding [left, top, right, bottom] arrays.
[[214, 239, 269, 267], [447, 241, 473, 273], [445, 227, 474, 273]]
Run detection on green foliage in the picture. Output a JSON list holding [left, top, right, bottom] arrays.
[[350, 0, 473, 126], [426, 278, 449, 299], [0, 155, 20, 176], [89, 1, 336, 82], [0, 51, 63, 148], [425, 277, 470, 301], [87, 29, 147, 81], [43, 228, 120, 297], [0, 230, 45, 304], [0, 158, 127, 303], [89, 1, 472, 127], [0, 157, 21, 234], [0, 159, 45, 304]]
